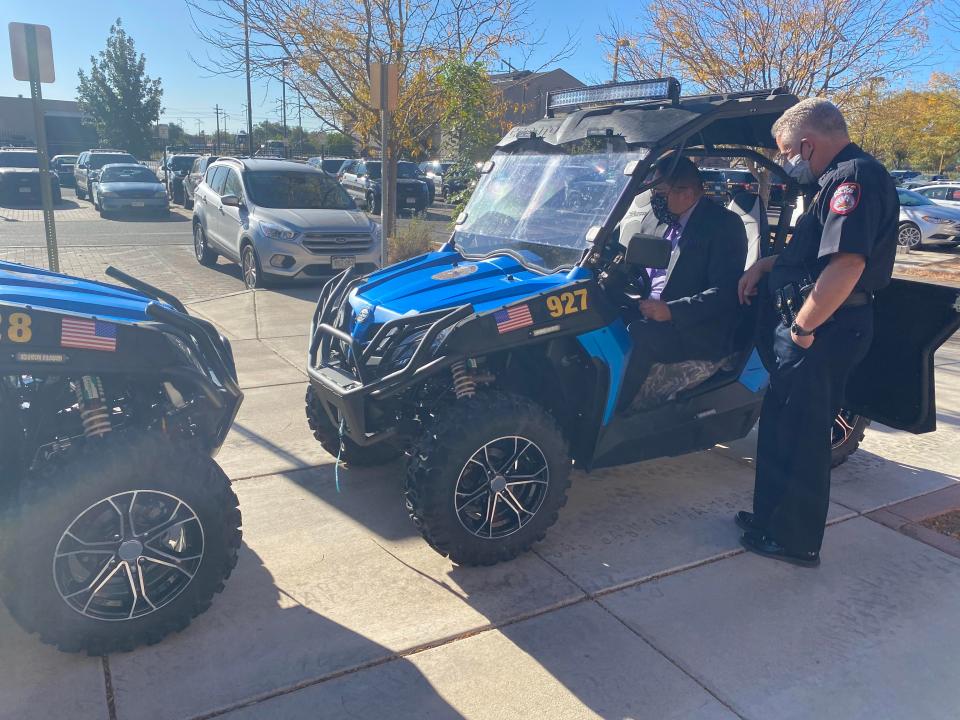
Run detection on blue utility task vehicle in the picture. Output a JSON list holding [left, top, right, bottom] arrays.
[[305, 80, 960, 566], [0, 263, 243, 653]]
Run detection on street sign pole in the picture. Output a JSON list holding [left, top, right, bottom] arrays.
[[371, 62, 398, 266], [16, 24, 59, 271]]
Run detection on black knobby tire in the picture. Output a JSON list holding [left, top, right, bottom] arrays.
[[0, 431, 241, 655], [404, 391, 572, 566], [194, 223, 218, 267], [831, 409, 870, 468], [305, 386, 399, 466]]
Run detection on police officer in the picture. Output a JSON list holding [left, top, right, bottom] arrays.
[[736, 98, 898, 566]]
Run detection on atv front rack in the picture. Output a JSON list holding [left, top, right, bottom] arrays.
[[307, 268, 472, 446]]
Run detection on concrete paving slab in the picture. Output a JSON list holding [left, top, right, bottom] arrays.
[[535, 451, 852, 594], [261, 334, 309, 371], [0, 606, 108, 720], [935, 336, 960, 366], [252, 287, 319, 339], [601, 517, 960, 720], [217, 382, 327, 479], [221, 601, 736, 720], [881, 482, 960, 522], [230, 339, 306, 389], [110, 468, 582, 720], [187, 292, 258, 340]]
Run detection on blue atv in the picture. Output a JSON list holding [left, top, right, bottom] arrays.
[[305, 80, 960, 566], [0, 263, 243, 653]]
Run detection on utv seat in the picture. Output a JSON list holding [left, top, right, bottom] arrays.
[[632, 192, 766, 409]]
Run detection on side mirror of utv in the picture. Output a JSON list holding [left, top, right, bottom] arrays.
[[624, 233, 672, 269]]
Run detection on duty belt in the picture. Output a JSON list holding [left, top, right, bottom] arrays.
[[774, 281, 871, 327]]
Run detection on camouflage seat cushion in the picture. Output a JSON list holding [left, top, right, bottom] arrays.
[[634, 354, 739, 409]]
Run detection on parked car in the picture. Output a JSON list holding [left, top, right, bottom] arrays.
[[74, 149, 138, 201], [307, 157, 351, 176], [698, 168, 730, 204], [412, 165, 436, 205], [90, 163, 169, 218], [0, 148, 61, 205], [913, 183, 960, 207], [182, 155, 219, 209], [890, 169, 921, 185], [723, 168, 760, 196], [191, 158, 382, 289], [418, 160, 452, 196], [50, 154, 78, 186], [903, 174, 949, 189], [162, 154, 201, 205], [339, 159, 430, 215], [897, 187, 960, 248]]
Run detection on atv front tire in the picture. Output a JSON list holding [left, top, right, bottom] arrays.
[[305, 385, 400, 466], [0, 432, 241, 655], [405, 391, 572, 566], [831, 410, 870, 468]]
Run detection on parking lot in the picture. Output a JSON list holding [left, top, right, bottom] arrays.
[[3, 190, 960, 719]]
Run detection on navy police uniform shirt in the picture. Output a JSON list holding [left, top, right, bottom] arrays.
[[769, 143, 899, 294]]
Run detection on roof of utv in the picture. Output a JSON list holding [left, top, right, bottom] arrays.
[[496, 81, 799, 151]]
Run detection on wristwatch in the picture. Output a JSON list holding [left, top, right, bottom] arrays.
[[791, 321, 815, 337]]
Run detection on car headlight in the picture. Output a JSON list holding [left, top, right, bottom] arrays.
[[369, 220, 382, 244], [921, 215, 956, 224], [154, 190, 168, 198], [259, 221, 298, 240], [100, 190, 116, 197]]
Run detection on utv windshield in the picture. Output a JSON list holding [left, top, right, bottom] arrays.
[[453, 140, 643, 270]]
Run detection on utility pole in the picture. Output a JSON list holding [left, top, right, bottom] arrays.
[[281, 59, 288, 157], [214, 104, 221, 153], [243, 0, 254, 156], [370, 62, 398, 261], [297, 92, 302, 157]]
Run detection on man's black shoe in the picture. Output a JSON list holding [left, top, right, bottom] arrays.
[[734, 511, 764, 534], [740, 531, 820, 568]]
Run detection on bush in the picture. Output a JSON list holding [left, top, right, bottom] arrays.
[[388, 215, 435, 264]]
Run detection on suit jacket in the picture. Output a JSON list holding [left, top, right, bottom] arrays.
[[639, 197, 748, 357]]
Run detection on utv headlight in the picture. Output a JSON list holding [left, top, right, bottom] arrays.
[[259, 221, 298, 240]]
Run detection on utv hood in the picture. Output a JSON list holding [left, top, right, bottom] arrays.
[[348, 249, 588, 323], [0, 261, 162, 322]]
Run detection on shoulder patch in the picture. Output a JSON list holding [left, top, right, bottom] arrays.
[[830, 182, 860, 215]]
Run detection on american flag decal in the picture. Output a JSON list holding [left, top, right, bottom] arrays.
[[61, 318, 118, 352], [493, 304, 534, 334]]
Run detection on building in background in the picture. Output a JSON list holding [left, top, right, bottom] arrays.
[[490, 69, 584, 125], [0, 96, 95, 156]]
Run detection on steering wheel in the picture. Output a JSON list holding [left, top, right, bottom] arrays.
[[623, 264, 653, 301]]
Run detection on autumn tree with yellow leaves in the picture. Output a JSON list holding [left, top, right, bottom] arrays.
[[187, 0, 566, 159]]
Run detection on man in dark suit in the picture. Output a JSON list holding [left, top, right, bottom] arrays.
[[618, 156, 748, 409]]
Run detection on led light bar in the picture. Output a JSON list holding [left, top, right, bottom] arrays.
[[547, 78, 681, 114]]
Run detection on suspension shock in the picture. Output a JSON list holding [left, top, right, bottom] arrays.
[[72, 376, 112, 438], [451, 361, 476, 400]]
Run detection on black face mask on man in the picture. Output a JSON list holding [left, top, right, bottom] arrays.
[[651, 191, 678, 225]]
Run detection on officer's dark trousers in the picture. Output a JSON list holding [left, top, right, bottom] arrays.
[[618, 319, 721, 410], [753, 304, 873, 553]]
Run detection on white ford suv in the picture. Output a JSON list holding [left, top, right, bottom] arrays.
[[191, 158, 381, 289]]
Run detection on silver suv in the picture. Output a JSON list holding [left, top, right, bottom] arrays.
[[191, 158, 381, 289]]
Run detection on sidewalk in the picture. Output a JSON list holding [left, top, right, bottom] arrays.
[[3, 279, 960, 720]]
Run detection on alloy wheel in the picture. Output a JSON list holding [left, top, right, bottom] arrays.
[[454, 436, 550, 540], [193, 225, 206, 261], [898, 224, 922, 248], [242, 248, 258, 289], [53, 490, 204, 622]]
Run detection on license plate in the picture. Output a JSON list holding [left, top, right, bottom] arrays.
[[406, 197, 417, 204], [18, 187, 30, 193], [131, 201, 145, 207], [332, 256, 356, 270]]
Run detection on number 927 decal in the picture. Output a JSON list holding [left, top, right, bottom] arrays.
[[0, 311, 33, 343], [545, 289, 588, 318]]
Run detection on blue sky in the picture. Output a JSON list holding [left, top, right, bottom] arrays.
[[2, 0, 957, 134]]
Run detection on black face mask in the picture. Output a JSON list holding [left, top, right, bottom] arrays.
[[651, 192, 677, 225]]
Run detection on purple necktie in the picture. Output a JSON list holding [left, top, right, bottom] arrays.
[[647, 221, 682, 300]]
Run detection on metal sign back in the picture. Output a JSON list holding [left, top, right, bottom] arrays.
[[9, 23, 54, 82], [369, 62, 398, 111]]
